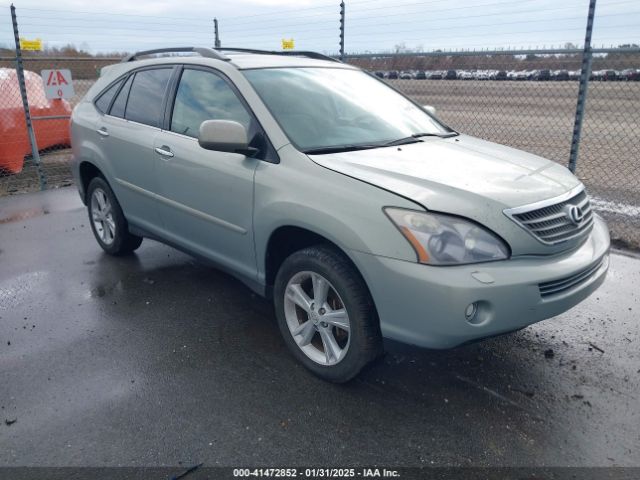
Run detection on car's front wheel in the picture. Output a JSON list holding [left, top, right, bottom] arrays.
[[274, 245, 382, 383], [87, 177, 142, 255]]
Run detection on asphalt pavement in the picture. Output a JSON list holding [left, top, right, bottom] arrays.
[[0, 187, 639, 467]]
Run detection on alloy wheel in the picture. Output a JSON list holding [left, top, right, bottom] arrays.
[[283, 271, 351, 366], [90, 188, 116, 245]]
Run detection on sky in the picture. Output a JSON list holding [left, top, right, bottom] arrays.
[[0, 0, 638, 54]]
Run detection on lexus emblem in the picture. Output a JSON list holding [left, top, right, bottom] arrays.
[[565, 205, 584, 225]]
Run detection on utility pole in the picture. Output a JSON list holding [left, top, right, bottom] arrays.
[[10, 3, 45, 190], [568, 0, 596, 173], [339, 1, 345, 61], [214, 18, 221, 48]]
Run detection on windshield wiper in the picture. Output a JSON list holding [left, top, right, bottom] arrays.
[[304, 131, 460, 154], [415, 131, 458, 138], [385, 136, 423, 146], [385, 131, 459, 146], [303, 144, 380, 155]]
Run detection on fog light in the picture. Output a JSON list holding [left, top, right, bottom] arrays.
[[465, 302, 478, 321]]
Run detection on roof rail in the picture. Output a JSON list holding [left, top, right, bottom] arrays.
[[122, 47, 229, 63], [215, 47, 341, 63]]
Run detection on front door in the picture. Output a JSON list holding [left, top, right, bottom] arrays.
[[154, 67, 259, 280]]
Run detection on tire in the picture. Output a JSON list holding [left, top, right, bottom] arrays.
[[274, 245, 382, 383], [86, 176, 143, 256]]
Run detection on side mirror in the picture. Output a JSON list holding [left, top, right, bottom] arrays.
[[198, 120, 258, 157], [423, 105, 437, 116]]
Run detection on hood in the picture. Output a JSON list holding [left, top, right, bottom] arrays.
[[309, 134, 580, 211]]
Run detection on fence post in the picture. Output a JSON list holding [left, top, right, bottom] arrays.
[[10, 4, 46, 190], [339, 1, 345, 61], [568, 0, 597, 173], [214, 18, 221, 48]]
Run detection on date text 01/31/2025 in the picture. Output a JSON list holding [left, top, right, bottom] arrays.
[[232, 468, 400, 478]]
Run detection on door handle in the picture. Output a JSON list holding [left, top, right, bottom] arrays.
[[96, 127, 109, 137], [154, 146, 174, 158]]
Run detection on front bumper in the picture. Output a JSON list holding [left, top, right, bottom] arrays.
[[350, 214, 610, 348]]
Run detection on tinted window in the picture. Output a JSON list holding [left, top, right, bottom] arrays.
[[95, 78, 123, 113], [125, 69, 172, 127], [171, 69, 251, 138], [110, 75, 133, 118]]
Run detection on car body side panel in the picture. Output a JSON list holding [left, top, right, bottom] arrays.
[[97, 116, 163, 231], [253, 144, 421, 285], [71, 102, 108, 200]]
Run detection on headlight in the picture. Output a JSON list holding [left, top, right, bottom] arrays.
[[385, 208, 510, 265]]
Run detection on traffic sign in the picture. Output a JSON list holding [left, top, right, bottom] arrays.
[[41, 69, 75, 100], [20, 37, 42, 51], [281, 38, 295, 50]]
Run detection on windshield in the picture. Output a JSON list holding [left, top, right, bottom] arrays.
[[243, 67, 452, 153]]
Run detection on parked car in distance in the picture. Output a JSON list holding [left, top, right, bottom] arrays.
[[514, 70, 528, 81], [415, 70, 427, 80], [71, 47, 610, 382], [399, 71, 413, 80], [620, 69, 640, 81], [552, 70, 570, 81], [444, 69, 457, 80], [493, 70, 507, 80], [373, 70, 385, 78], [602, 70, 618, 81], [386, 70, 399, 79], [533, 69, 550, 81]]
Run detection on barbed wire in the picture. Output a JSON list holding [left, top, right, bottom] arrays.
[[15, 11, 638, 39]]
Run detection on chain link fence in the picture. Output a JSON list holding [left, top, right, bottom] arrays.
[[0, 56, 116, 195], [0, 6, 638, 249], [576, 50, 640, 249]]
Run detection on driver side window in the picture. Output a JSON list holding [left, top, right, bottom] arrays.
[[171, 69, 252, 138]]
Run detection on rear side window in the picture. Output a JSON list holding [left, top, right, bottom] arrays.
[[110, 75, 133, 118], [95, 78, 123, 114], [125, 68, 172, 127]]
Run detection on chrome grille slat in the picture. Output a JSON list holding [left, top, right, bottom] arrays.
[[505, 186, 593, 245], [530, 217, 575, 232], [521, 211, 567, 225], [539, 215, 593, 240], [539, 257, 605, 297]]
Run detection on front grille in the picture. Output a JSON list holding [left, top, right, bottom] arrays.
[[539, 256, 607, 298], [507, 188, 594, 244]]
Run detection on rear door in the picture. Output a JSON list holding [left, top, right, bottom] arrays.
[[153, 66, 263, 280], [97, 66, 174, 232]]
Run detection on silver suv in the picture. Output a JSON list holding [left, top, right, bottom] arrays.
[[71, 47, 610, 382]]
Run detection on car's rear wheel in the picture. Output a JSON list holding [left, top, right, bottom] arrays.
[[87, 177, 142, 255], [274, 245, 382, 383]]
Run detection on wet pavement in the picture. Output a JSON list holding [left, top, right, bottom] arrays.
[[0, 187, 639, 467]]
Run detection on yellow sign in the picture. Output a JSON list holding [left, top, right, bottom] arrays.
[[20, 38, 43, 51], [281, 38, 295, 50]]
